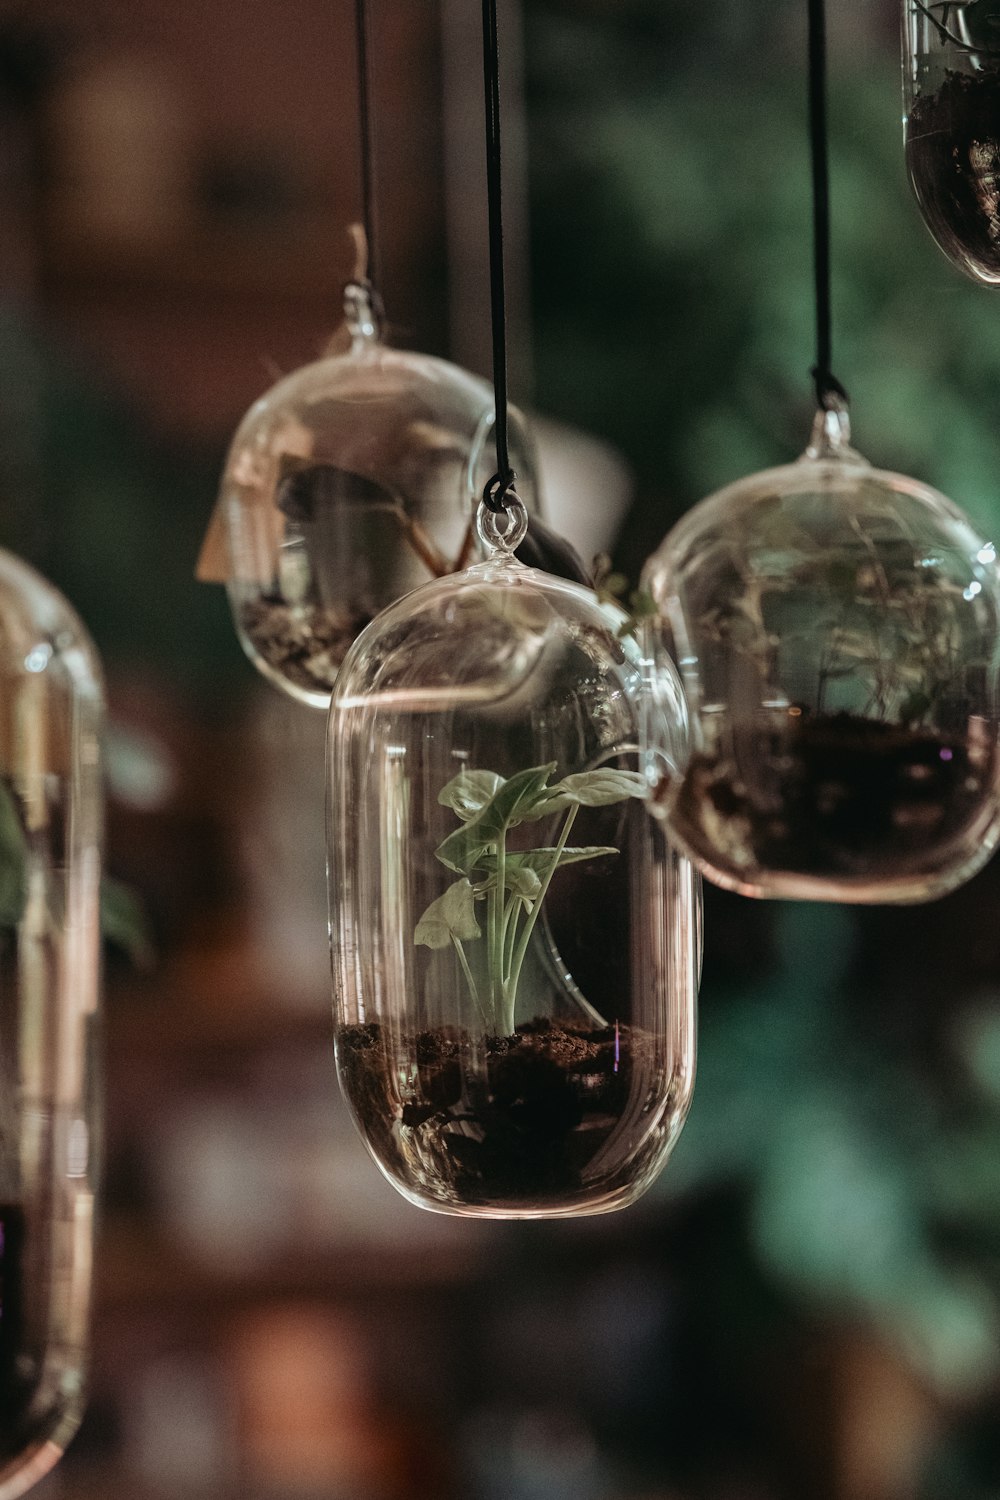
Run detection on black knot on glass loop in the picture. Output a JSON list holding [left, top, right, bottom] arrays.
[[812, 368, 849, 413], [482, 470, 519, 514]]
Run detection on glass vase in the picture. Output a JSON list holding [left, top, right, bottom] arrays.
[[0, 551, 103, 1498], [203, 281, 539, 709], [327, 504, 699, 1218], [903, 0, 1000, 283], [642, 406, 1000, 903]]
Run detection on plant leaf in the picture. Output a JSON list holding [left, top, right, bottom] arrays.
[[438, 769, 505, 823], [477, 856, 543, 899], [0, 781, 27, 928], [508, 845, 621, 872], [100, 875, 156, 969], [435, 763, 556, 873], [523, 768, 647, 818], [414, 878, 482, 949], [478, 846, 620, 898]]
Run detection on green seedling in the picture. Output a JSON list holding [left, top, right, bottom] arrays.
[[415, 762, 646, 1035]]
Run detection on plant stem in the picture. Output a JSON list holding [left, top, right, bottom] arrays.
[[451, 934, 487, 1029], [390, 505, 451, 578], [501, 894, 520, 989], [487, 879, 500, 1029], [452, 515, 477, 572], [500, 894, 523, 1033], [496, 829, 506, 971], [505, 803, 579, 1024]]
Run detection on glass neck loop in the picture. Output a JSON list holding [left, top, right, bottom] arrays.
[[344, 279, 383, 349], [803, 402, 851, 453], [803, 398, 861, 462], [477, 495, 528, 556]]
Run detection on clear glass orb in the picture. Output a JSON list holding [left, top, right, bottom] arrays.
[[209, 282, 539, 708], [327, 512, 699, 1219], [642, 406, 1000, 904], [0, 551, 103, 1498], [903, 0, 1000, 284]]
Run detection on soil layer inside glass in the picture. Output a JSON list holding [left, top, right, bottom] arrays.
[[240, 597, 373, 694], [663, 712, 993, 882], [0, 1201, 31, 1460], [338, 1018, 657, 1209], [906, 68, 1000, 281]]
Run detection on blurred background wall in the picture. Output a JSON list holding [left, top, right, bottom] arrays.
[[1, 0, 1000, 1496]]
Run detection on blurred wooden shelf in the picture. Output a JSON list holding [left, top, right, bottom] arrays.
[[105, 914, 333, 1060], [107, 989, 332, 1063], [41, 214, 352, 303], [97, 1216, 487, 1314]]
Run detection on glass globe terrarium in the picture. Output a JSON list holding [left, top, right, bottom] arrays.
[[327, 502, 699, 1218], [0, 551, 103, 1498], [642, 404, 1000, 903], [903, 0, 1000, 283], [201, 281, 539, 708]]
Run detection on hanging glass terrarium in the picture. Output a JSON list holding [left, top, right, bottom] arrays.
[[641, 0, 1000, 904], [328, 501, 699, 1218], [199, 0, 543, 708], [0, 551, 103, 1498], [199, 277, 539, 708], [903, 0, 1000, 283], [642, 401, 1000, 903]]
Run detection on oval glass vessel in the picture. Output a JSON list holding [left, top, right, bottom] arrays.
[[328, 509, 698, 1218], [207, 282, 539, 709], [643, 407, 1000, 903], [903, 0, 1000, 283], [0, 551, 103, 1498]]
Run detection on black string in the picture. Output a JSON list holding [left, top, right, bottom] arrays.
[[808, 0, 848, 411], [355, 0, 380, 292], [481, 0, 517, 513]]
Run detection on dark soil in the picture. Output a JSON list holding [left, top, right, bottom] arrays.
[[906, 68, 1000, 281], [338, 1018, 660, 1210], [240, 596, 373, 694], [662, 712, 994, 885], [0, 1202, 29, 1459]]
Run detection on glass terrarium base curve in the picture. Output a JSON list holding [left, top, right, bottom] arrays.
[[337, 1014, 690, 1221], [0, 1438, 74, 1500], [903, 0, 1000, 284], [0, 1188, 91, 1496], [660, 833, 1000, 907], [655, 711, 1000, 904]]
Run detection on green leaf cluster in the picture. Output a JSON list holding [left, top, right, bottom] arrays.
[[664, 901, 1000, 1409], [415, 762, 645, 1034], [0, 782, 27, 929], [524, 13, 1000, 1479]]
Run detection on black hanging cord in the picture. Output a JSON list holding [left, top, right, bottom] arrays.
[[355, 0, 380, 293], [808, 0, 848, 411], [481, 0, 517, 514]]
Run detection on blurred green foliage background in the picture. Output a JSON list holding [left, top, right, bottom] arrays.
[[523, 0, 1000, 1491]]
